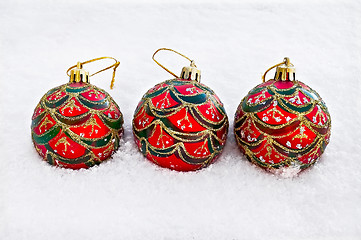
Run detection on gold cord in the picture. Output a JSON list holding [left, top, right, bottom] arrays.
[[152, 48, 196, 78], [262, 58, 288, 83], [66, 56, 120, 89]]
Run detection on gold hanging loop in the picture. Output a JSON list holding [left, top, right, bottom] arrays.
[[262, 58, 288, 82], [66, 56, 120, 89], [152, 48, 196, 78]]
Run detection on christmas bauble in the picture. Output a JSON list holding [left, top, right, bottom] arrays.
[[31, 61, 123, 169], [133, 60, 229, 171], [234, 58, 331, 175]]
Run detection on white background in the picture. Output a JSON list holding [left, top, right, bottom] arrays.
[[1, 0, 361, 239]]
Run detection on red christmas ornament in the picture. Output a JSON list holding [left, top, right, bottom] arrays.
[[133, 48, 229, 171], [31, 57, 123, 169], [234, 58, 331, 175]]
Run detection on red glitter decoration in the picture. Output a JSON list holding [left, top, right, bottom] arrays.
[[31, 82, 123, 169], [133, 79, 229, 171], [234, 79, 331, 174]]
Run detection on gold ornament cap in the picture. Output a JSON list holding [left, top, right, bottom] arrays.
[[69, 62, 89, 83], [274, 57, 296, 81], [180, 61, 201, 82]]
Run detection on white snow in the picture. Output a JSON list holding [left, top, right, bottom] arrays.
[[1, 0, 361, 239]]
